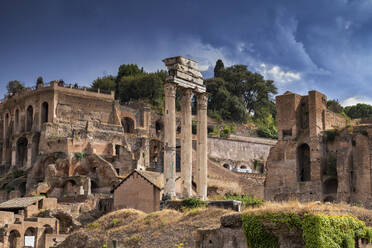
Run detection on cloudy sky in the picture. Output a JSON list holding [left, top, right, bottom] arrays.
[[1, 0, 372, 106]]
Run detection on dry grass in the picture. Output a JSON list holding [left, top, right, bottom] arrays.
[[243, 200, 372, 225], [58, 207, 233, 248]]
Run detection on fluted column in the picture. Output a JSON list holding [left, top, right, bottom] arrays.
[[163, 83, 177, 198], [196, 93, 208, 200], [181, 89, 193, 197]]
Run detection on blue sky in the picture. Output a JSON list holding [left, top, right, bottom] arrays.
[[1, 0, 372, 106]]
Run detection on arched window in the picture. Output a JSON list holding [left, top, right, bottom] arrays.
[[298, 144, 311, 182], [26, 105, 33, 131], [41, 102, 49, 123], [16, 137, 28, 167], [8, 230, 21, 248], [24, 227, 36, 247], [15, 109, 19, 131], [44, 224, 54, 234], [223, 164, 230, 170], [122, 117, 135, 133]]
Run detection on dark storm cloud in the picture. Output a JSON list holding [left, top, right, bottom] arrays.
[[1, 0, 372, 104]]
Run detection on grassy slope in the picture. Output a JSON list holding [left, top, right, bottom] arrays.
[[57, 208, 232, 248]]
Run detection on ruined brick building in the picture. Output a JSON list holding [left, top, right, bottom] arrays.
[[0, 58, 275, 207], [265, 90, 372, 207]]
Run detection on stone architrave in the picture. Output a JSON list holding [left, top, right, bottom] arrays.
[[197, 93, 208, 200], [181, 88, 193, 197], [163, 83, 177, 198]]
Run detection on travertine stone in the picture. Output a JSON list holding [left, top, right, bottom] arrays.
[[181, 88, 193, 197], [197, 93, 208, 200], [163, 83, 177, 198]]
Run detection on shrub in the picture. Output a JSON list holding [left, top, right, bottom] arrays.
[[242, 212, 372, 248], [220, 125, 231, 139], [75, 152, 85, 161], [224, 194, 263, 208], [323, 130, 337, 143], [361, 130, 369, 137], [182, 197, 206, 209], [112, 218, 118, 226]]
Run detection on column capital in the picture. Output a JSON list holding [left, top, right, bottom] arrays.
[[197, 93, 209, 110], [180, 88, 193, 105], [164, 83, 177, 98]]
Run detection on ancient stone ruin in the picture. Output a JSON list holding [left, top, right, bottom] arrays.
[[162, 56, 208, 200], [265, 90, 372, 208]]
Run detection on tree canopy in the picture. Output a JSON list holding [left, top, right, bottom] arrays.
[[6, 80, 25, 95], [344, 104, 372, 119], [91, 75, 116, 92]]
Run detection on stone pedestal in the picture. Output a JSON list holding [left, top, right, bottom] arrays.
[[163, 83, 177, 198], [197, 93, 208, 200], [181, 89, 193, 197]]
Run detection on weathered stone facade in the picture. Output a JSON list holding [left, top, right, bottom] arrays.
[[264, 90, 372, 204]]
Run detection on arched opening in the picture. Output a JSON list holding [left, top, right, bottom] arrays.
[[323, 178, 338, 195], [24, 227, 36, 247], [240, 165, 247, 169], [26, 105, 33, 131], [176, 152, 181, 172], [15, 109, 19, 131], [91, 180, 99, 193], [41, 102, 49, 123], [155, 120, 163, 133], [297, 144, 311, 182], [16, 137, 28, 167], [223, 164, 230, 170], [121, 117, 135, 133], [8, 230, 21, 248], [43, 224, 53, 234]]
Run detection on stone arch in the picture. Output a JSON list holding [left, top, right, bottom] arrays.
[[16, 137, 28, 167], [63, 179, 78, 196], [323, 178, 338, 195], [8, 229, 21, 248], [41, 101, 49, 124], [26, 105, 33, 131], [223, 163, 231, 170], [24, 227, 36, 247], [122, 117, 135, 133], [240, 165, 247, 169], [297, 143, 311, 182], [43, 224, 53, 234]]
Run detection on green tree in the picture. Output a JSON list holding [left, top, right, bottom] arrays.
[[117, 64, 144, 80], [118, 71, 165, 107], [7, 80, 25, 95], [221, 65, 277, 116], [214, 59, 224, 78], [91, 75, 116, 91], [344, 104, 372, 119], [36, 76, 44, 87]]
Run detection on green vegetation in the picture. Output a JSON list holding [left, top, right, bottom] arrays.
[[74, 152, 86, 161], [11, 168, 25, 178], [344, 104, 372, 119], [87, 221, 100, 230], [242, 212, 372, 248], [182, 197, 206, 209], [224, 194, 263, 208], [7, 80, 25, 95], [323, 129, 338, 143], [324, 152, 337, 176]]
